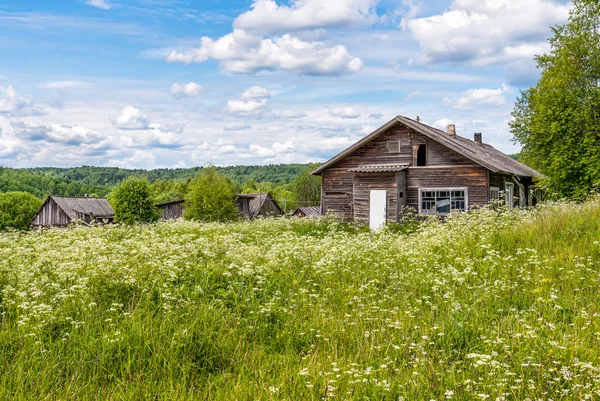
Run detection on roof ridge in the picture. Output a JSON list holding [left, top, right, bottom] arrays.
[[312, 114, 543, 178]]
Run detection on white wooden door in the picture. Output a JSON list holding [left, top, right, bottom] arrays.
[[369, 190, 387, 231]]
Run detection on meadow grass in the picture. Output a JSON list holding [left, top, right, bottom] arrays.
[[1, 198, 600, 400]]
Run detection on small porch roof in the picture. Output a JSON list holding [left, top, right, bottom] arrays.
[[348, 164, 409, 173]]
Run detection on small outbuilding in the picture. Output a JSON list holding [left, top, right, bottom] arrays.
[[236, 193, 283, 218], [156, 199, 185, 220], [292, 206, 321, 218], [30, 196, 114, 228]]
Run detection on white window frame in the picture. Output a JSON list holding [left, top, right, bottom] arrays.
[[418, 187, 468, 215], [504, 182, 515, 209], [490, 187, 500, 201]]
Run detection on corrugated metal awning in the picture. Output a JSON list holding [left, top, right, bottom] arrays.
[[349, 164, 409, 173]]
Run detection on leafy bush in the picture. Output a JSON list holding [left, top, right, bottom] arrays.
[[184, 167, 239, 222], [0, 191, 41, 230], [110, 176, 159, 224]]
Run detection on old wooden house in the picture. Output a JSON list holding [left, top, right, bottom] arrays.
[[156, 199, 185, 220], [311, 116, 543, 227], [235, 193, 283, 218], [30, 196, 114, 228]]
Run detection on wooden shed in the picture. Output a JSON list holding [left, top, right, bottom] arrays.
[[235, 193, 283, 218], [156, 199, 185, 220], [292, 206, 321, 218], [312, 115, 544, 227], [30, 196, 114, 228]]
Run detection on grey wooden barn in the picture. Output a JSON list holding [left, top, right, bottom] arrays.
[[312, 115, 544, 225], [235, 193, 283, 218], [30, 196, 114, 228], [156, 199, 185, 220]]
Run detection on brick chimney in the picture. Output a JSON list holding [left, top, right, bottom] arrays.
[[446, 124, 456, 136], [474, 132, 482, 144]]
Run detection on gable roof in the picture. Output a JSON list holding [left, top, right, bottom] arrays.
[[155, 199, 184, 207], [49, 196, 114, 220], [293, 206, 321, 216], [236, 193, 283, 217], [311, 115, 544, 178]]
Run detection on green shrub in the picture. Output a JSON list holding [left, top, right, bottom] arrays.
[[0, 191, 41, 231], [110, 176, 159, 224], [184, 167, 239, 222]]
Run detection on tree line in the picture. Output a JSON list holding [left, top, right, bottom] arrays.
[[0, 165, 321, 230]]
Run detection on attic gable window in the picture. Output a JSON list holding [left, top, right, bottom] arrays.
[[412, 142, 427, 166], [386, 141, 400, 153], [419, 188, 467, 215]]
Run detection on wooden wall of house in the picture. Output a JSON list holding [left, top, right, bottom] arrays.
[[30, 198, 71, 227], [329, 124, 475, 170], [321, 169, 354, 219], [352, 172, 398, 222], [159, 201, 185, 220], [321, 121, 487, 220], [406, 166, 489, 210], [489, 172, 535, 207]]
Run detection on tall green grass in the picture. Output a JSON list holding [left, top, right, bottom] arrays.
[[1, 198, 600, 400]]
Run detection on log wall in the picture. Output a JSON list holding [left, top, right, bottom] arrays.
[[30, 198, 71, 227], [158, 201, 185, 220]]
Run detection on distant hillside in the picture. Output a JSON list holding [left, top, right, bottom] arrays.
[[0, 164, 313, 198]]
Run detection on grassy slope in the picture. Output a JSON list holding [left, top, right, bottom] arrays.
[[1, 199, 600, 400]]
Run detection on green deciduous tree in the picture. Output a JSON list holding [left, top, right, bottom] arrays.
[[184, 167, 239, 222], [110, 176, 159, 224], [293, 163, 321, 206], [0, 192, 42, 231], [510, 0, 600, 199]]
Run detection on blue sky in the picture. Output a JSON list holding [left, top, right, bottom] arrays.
[[0, 0, 571, 169]]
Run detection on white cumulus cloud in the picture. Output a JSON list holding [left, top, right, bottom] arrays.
[[170, 82, 203, 98], [233, 0, 378, 34], [0, 86, 45, 117], [11, 121, 105, 145], [166, 29, 363, 76], [408, 0, 570, 66], [445, 84, 510, 110], [110, 106, 150, 130], [330, 107, 361, 118], [226, 86, 271, 114], [241, 85, 271, 100]]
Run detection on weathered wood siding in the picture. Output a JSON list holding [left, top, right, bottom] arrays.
[[406, 166, 489, 210], [321, 169, 354, 219], [321, 121, 490, 220], [30, 198, 71, 227], [352, 173, 398, 222], [258, 198, 282, 216], [158, 201, 185, 220], [489, 172, 535, 207]]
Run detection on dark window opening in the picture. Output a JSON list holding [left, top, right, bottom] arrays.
[[325, 191, 347, 197], [416, 144, 427, 166], [399, 191, 404, 198]]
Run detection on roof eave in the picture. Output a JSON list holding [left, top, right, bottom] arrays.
[[310, 115, 403, 175]]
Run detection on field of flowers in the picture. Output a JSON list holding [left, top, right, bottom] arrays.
[[1, 198, 600, 400]]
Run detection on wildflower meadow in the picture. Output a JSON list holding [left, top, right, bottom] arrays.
[[1, 198, 600, 400]]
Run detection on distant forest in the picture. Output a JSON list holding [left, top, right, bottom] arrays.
[[0, 164, 311, 199]]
